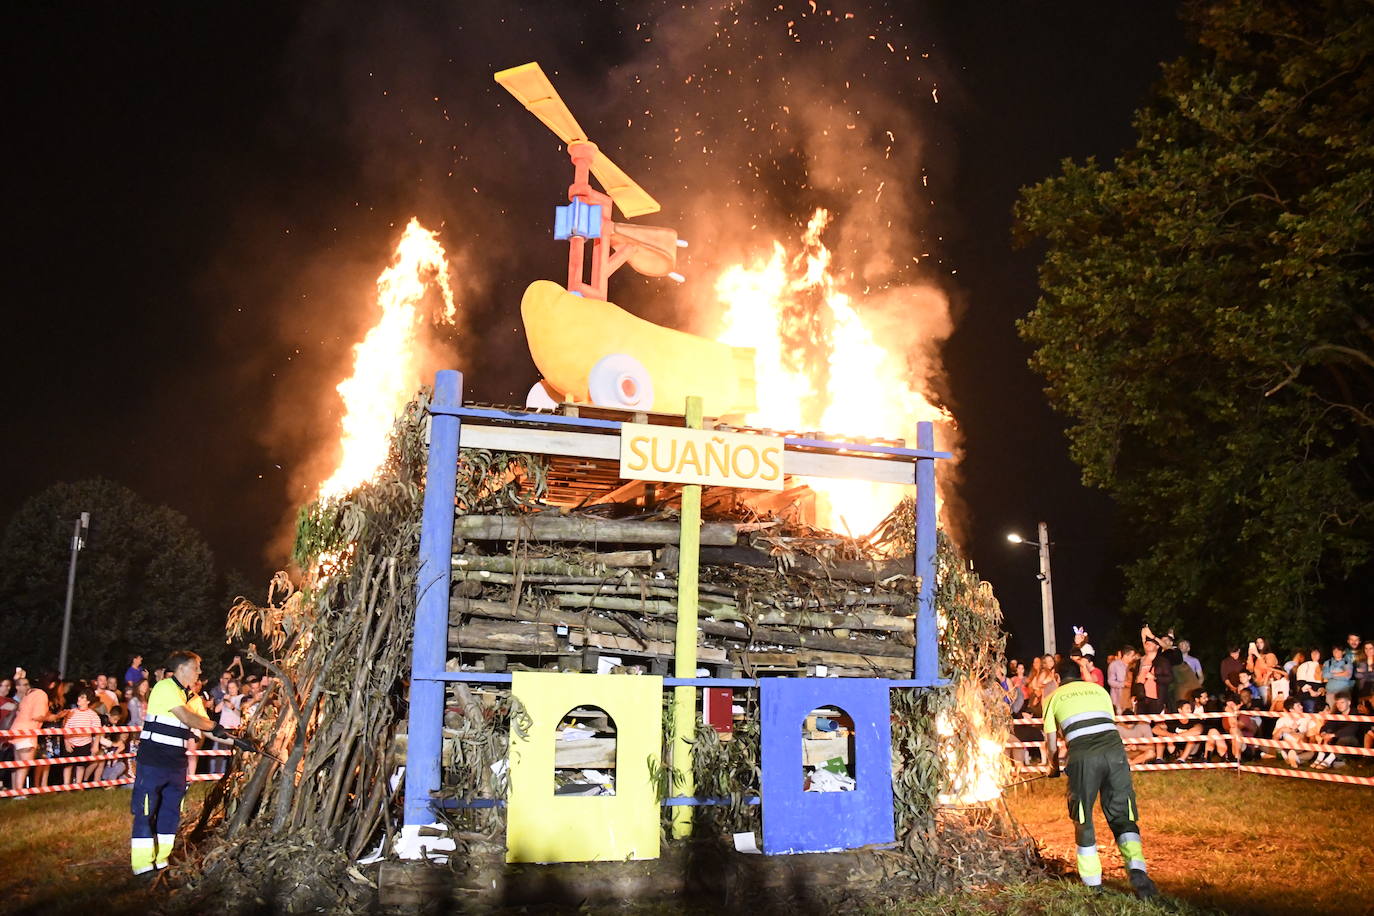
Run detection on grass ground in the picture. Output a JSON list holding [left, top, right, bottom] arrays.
[[0, 784, 210, 916], [0, 771, 1368, 915], [1002, 769, 1374, 915]]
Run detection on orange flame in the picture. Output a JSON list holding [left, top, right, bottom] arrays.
[[319, 218, 457, 500], [936, 681, 1009, 805], [715, 208, 950, 536]]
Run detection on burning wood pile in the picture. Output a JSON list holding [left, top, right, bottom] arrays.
[[448, 509, 920, 679], [168, 393, 1035, 915]]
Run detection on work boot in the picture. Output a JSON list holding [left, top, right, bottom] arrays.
[[1129, 868, 1158, 899]]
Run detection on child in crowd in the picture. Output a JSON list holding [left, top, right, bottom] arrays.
[[63, 689, 103, 784]]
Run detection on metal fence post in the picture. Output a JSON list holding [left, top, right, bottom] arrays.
[[404, 370, 462, 827]]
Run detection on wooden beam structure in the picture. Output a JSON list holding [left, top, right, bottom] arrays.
[[404, 378, 952, 831]]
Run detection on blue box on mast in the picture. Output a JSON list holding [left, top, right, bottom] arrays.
[[554, 200, 602, 240]]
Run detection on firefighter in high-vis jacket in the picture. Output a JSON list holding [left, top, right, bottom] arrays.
[[1043, 657, 1158, 899], [130, 650, 227, 875]]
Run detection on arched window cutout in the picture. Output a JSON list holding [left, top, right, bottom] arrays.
[[553, 704, 617, 796], [801, 705, 856, 792]]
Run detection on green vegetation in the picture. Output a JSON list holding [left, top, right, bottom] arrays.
[[0, 478, 223, 674], [1015, 1, 1374, 652]]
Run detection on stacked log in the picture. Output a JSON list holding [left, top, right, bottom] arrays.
[[448, 513, 918, 678]]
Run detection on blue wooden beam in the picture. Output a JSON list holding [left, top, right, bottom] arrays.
[[421, 671, 514, 684], [913, 421, 939, 683], [403, 370, 463, 827]]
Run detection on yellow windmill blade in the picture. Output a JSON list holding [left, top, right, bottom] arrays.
[[589, 150, 660, 218], [495, 62, 661, 219], [494, 62, 588, 144]]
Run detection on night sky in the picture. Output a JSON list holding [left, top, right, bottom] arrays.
[[5, 2, 1185, 663]]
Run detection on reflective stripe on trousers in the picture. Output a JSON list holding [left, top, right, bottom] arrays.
[[1076, 844, 1103, 886], [1117, 831, 1147, 873], [131, 837, 156, 875]]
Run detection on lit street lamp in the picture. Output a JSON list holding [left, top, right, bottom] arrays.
[[1007, 521, 1056, 655]]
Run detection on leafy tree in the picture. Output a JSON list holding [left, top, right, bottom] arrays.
[[0, 479, 222, 676], [1015, 1, 1372, 654]]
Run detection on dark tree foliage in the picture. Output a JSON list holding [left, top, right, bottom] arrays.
[[1015, 1, 1372, 653], [0, 479, 222, 676]]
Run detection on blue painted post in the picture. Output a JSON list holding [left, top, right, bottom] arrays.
[[404, 370, 463, 826], [913, 421, 938, 682]]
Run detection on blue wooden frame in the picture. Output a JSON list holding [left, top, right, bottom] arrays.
[[403, 369, 948, 828], [759, 678, 895, 853]]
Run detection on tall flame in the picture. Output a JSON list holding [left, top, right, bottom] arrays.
[[715, 208, 949, 535], [715, 212, 1007, 805], [319, 218, 457, 500]]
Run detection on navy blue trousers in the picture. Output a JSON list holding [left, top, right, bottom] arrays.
[[130, 760, 187, 860]]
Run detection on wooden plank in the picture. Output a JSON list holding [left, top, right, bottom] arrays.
[[570, 630, 729, 663], [549, 592, 912, 634], [461, 424, 618, 460], [554, 737, 616, 769], [447, 618, 566, 654], [452, 551, 653, 572], [588, 479, 648, 506], [455, 514, 738, 546], [729, 647, 907, 676], [783, 449, 915, 484], [803, 735, 851, 767], [699, 545, 915, 583]]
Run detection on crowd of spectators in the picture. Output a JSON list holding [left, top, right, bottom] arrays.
[[1002, 628, 1374, 772], [0, 653, 271, 794]]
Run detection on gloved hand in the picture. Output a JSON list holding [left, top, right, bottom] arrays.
[[1048, 760, 1062, 779], [211, 723, 230, 740]]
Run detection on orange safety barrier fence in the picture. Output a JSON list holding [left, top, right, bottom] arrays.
[[0, 723, 233, 799], [1003, 709, 1374, 786]]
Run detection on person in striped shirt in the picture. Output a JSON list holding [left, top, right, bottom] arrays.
[[129, 651, 227, 876], [1043, 658, 1158, 899], [63, 689, 104, 784]]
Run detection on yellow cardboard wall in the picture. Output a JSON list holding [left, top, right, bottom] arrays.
[[506, 672, 663, 863]]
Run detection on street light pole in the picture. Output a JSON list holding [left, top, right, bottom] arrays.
[[1036, 521, 1056, 656], [1007, 522, 1056, 656], [58, 511, 90, 680]]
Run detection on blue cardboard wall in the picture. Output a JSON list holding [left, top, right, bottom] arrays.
[[759, 678, 896, 854]]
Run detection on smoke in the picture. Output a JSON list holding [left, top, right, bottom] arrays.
[[602, 2, 969, 542], [235, 0, 968, 564]]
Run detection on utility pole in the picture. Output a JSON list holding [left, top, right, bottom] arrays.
[[1006, 521, 1057, 656], [1037, 521, 1056, 656], [58, 511, 90, 679]]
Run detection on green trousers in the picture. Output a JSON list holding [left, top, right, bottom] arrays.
[[1065, 747, 1147, 886]]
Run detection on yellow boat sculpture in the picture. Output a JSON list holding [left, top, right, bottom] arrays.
[[522, 279, 756, 418]]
